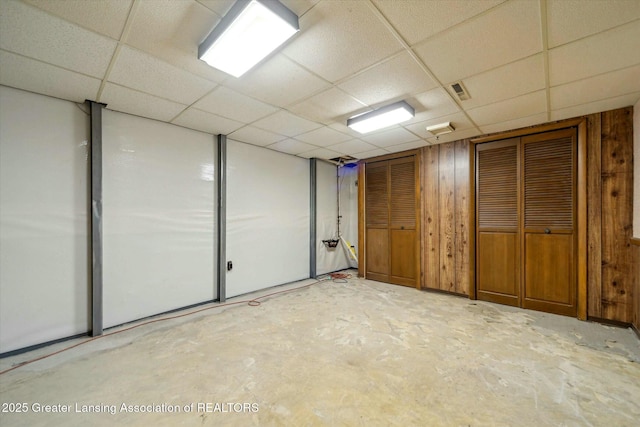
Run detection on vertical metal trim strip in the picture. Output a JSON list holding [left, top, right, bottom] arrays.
[[89, 101, 105, 336], [310, 158, 317, 278], [217, 135, 227, 302]]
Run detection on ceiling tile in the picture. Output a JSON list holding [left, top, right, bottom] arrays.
[[404, 112, 475, 140], [197, 0, 235, 16], [295, 126, 352, 147], [363, 127, 421, 148], [327, 140, 378, 156], [297, 147, 343, 160], [385, 140, 428, 154], [289, 88, 367, 125], [414, 0, 542, 83], [266, 139, 318, 156], [466, 90, 547, 126], [338, 52, 438, 106], [0, 1, 117, 78], [125, 0, 229, 83], [172, 108, 244, 135], [551, 65, 640, 111], [548, 20, 640, 86], [280, 0, 321, 17], [225, 55, 330, 107], [550, 92, 640, 122], [352, 148, 389, 160], [252, 110, 322, 137], [407, 87, 461, 124], [23, 0, 132, 40], [547, 0, 640, 48], [478, 112, 548, 135], [453, 54, 546, 109], [101, 83, 187, 122], [108, 46, 216, 105], [426, 127, 483, 145], [371, 0, 505, 46], [228, 126, 287, 147], [0, 50, 101, 103], [193, 85, 279, 123], [283, 0, 403, 82]]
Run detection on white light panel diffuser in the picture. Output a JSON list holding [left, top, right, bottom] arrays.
[[199, 0, 299, 77], [347, 101, 415, 134]]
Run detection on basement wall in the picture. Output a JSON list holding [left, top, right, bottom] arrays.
[[102, 110, 216, 328], [316, 160, 349, 275], [1, 85, 355, 353], [634, 99, 639, 238], [225, 140, 309, 298], [339, 164, 359, 266], [417, 106, 635, 324], [633, 100, 639, 333], [0, 86, 90, 353]]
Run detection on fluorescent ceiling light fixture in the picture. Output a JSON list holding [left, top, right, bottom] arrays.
[[347, 101, 415, 134], [426, 122, 455, 136], [198, 0, 299, 77]]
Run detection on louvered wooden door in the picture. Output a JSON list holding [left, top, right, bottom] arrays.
[[365, 156, 418, 287], [389, 157, 417, 286], [476, 139, 520, 306], [475, 129, 577, 317], [522, 129, 576, 316], [365, 161, 390, 282]]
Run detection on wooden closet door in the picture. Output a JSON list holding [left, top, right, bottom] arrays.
[[522, 129, 577, 316], [365, 161, 389, 282], [364, 156, 418, 287], [389, 157, 417, 287], [476, 139, 519, 306]]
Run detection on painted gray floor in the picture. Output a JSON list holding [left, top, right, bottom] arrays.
[[1, 272, 639, 426]]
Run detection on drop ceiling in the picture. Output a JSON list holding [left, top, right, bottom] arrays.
[[1, 0, 639, 161]]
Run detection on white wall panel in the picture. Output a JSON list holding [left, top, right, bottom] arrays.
[[339, 164, 359, 264], [226, 141, 309, 297], [0, 86, 89, 353], [103, 110, 215, 328], [316, 161, 349, 275]]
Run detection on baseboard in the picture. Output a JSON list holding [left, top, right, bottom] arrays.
[[0, 332, 88, 359], [422, 286, 469, 298], [587, 316, 633, 329]]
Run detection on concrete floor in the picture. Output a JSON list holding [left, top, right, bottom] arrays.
[[1, 272, 639, 426]]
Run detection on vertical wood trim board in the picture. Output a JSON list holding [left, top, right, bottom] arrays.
[[423, 146, 440, 290], [633, 242, 640, 334], [439, 142, 456, 292], [587, 114, 603, 318], [454, 140, 470, 295], [600, 108, 634, 323], [357, 162, 365, 277], [577, 120, 588, 320]]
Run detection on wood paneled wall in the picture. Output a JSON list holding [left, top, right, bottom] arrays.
[[415, 106, 635, 324], [587, 107, 635, 323], [421, 139, 470, 295], [633, 241, 640, 334]]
